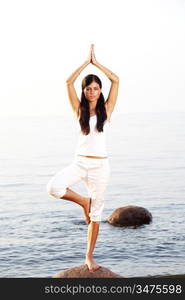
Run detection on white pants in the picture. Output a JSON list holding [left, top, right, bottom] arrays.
[[46, 155, 111, 222]]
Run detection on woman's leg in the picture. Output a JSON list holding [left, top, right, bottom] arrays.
[[46, 162, 91, 224], [60, 188, 91, 225], [84, 158, 111, 272], [85, 221, 100, 272]]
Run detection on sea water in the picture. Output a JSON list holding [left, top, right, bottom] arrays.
[[0, 111, 184, 277]]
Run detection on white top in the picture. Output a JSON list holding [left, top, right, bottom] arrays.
[[75, 115, 110, 157]]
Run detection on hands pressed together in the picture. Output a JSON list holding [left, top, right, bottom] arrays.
[[84, 44, 119, 83], [86, 44, 98, 65], [66, 44, 119, 84]]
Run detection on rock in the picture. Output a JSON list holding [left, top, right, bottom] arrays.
[[107, 205, 152, 227], [53, 264, 122, 278]]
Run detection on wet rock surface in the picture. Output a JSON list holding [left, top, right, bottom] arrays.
[[107, 205, 152, 227], [53, 264, 122, 278]]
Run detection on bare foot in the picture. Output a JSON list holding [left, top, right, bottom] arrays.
[[85, 256, 100, 273], [82, 197, 91, 225]]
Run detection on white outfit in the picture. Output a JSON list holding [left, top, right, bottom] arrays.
[[46, 115, 111, 222], [75, 115, 109, 157]]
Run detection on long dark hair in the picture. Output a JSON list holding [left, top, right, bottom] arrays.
[[78, 74, 107, 135]]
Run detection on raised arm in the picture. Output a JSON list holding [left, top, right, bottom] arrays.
[[66, 48, 91, 116], [91, 44, 119, 117]]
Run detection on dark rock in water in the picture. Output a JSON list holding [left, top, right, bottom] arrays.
[[107, 205, 152, 227], [53, 264, 122, 278]]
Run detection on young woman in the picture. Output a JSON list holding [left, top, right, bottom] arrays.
[[46, 44, 119, 273]]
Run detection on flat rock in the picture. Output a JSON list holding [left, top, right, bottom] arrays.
[[53, 264, 122, 278], [107, 205, 152, 227]]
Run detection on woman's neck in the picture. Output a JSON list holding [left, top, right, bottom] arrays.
[[89, 104, 97, 116], [89, 108, 96, 115]]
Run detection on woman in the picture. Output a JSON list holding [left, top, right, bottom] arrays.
[[46, 44, 119, 273]]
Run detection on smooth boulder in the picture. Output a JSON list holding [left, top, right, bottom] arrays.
[[53, 264, 122, 278], [107, 205, 152, 227]]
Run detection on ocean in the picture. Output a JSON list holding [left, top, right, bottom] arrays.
[[0, 111, 185, 277]]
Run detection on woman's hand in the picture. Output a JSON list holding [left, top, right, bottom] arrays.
[[85, 44, 98, 65], [91, 44, 98, 65], [86, 45, 93, 64]]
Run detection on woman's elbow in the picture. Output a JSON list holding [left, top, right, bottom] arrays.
[[113, 76, 119, 83], [66, 79, 71, 85]]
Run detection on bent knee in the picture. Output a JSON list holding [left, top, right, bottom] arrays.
[[46, 180, 66, 199], [46, 182, 56, 197]]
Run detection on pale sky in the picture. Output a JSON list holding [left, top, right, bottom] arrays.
[[0, 0, 185, 117]]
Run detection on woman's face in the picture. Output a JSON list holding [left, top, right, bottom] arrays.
[[84, 81, 101, 102]]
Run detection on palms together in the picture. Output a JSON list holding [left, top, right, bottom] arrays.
[[87, 44, 97, 65]]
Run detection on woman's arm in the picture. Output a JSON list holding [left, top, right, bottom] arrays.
[[93, 62, 119, 83], [66, 47, 92, 115], [91, 45, 119, 116], [66, 60, 89, 85], [66, 61, 89, 115]]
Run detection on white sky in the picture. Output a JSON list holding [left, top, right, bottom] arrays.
[[0, 0, 185, 117]]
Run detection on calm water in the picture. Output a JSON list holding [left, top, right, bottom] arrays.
[[0, 111, 185, 278]]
